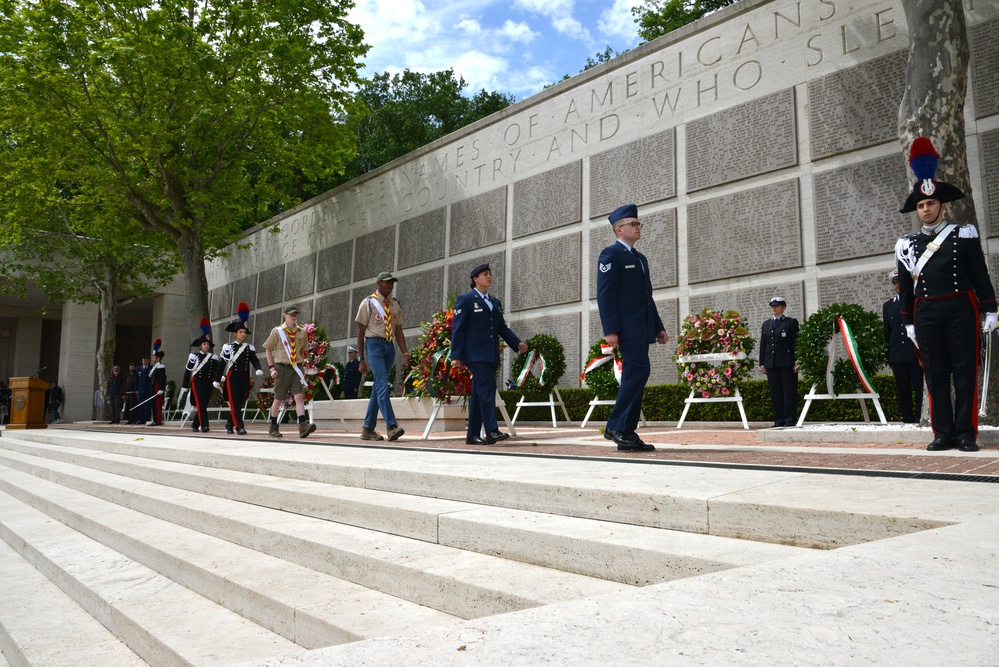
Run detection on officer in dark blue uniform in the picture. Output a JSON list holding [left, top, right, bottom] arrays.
[[183, 333, 219, 433], [451, 263, 528, 444], [596, 204, 668, 451], [895, 138, 997, 452], [882, 269, 923, 423], [217, 319, 263, 434], [759, 296, 799, 427]]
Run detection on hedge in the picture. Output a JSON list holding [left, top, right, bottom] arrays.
[[500, 374, 902, 423]]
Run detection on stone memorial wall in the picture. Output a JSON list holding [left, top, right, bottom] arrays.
[[206, 0, 999, 389]]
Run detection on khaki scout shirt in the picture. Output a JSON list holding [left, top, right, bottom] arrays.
[[263, 325, 308, 364], [355, 294, 403, 339]]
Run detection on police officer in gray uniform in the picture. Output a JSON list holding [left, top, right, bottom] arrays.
[[759, 296, 799, 427]]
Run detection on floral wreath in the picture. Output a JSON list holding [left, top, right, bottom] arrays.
[[674, 308, 755, 398], [407, 296, 472, 404], [795, 303, 886, 394], [581, 339, 622, 399], [511, 334, 566, 401]]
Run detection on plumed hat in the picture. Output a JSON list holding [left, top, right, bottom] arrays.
[[152, 339, 164, 359], [899, 137, 966, 213], [608, 204, 638, 224], [225, 302, 251, 333], [191, 318, 214, 348]]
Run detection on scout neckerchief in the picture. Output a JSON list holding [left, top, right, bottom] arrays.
[[276, 325, 308, 384], [367, 292, 393, 342], [224, 341, 249, 375]]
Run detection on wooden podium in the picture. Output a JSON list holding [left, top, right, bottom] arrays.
[[7, 377, 50, 430]]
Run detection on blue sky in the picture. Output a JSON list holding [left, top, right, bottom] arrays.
[[348, 0, 645, 101]]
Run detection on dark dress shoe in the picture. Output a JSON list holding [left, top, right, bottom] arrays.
[[958, 440, 980, 452], [927, 437, 956, 451], [226, 424, 235, 434], [237, 428, 247, 435], [201, 426, 210, 433], [604, 429, 637, 448], [486, 431, 509, 443], [192, 427, 200, 433], [626, 434, 656, 452], [466, 436, 487, 445]]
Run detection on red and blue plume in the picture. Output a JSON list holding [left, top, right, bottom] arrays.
[[237, 302, 250, 322], [908, 137, 939, 182], [200, 318, 212, 336], [152, 339, 161, 353]]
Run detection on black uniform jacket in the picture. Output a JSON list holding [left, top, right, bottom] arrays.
[[759, 316, 799, 368], [882, 297, 918, 364]]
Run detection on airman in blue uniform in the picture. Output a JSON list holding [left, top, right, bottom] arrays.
[[596, 204, 668, 451], [451, 263, 528, 444]]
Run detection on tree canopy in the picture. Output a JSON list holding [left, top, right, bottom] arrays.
[[633, 0, 740, 43], [0, 0, 368, 336]]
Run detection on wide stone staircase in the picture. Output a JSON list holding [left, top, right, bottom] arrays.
[[0, 429, 886, 666]]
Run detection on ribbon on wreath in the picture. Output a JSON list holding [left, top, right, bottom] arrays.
[[425, 347, 453, 400], [326, 365, 341, 385], [515, 350, 548, 387], [580, 344, 623, 385], [826, 316, 875, 395]]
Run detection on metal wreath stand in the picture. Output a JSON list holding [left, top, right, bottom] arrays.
[[675, 352, 750, 429]]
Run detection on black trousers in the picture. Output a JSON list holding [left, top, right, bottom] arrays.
[[889, 361, 924, 423], [914, 294, 980, 441], [190, 379, 213, 430], [223, 370, 250, 430], [766, 365, 798, 425]]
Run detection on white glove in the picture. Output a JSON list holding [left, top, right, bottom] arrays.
[[219, 376, 225, 384], [255, 369, 264, 376], [983, 313, 998, 334], [156, 389, 164, 396], [905, 324, 918, 348], [212, 381, 221, 389]]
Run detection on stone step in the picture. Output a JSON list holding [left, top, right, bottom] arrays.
[[0, 436, 807, 586], [0, 448, 634, 619], [0, 537, 149, 667], [0, 488, 303, 666]]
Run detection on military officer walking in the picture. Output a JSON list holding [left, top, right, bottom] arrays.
[[183, 321, 219, 433], [148, 344, 167, 426], [760, 296, 799, 427], [895, 138, 997, 452], [882, 269, 924, 423], [596, 204, 669, 451], [451, 263, 528, 444], [217, 314, 263, 435]]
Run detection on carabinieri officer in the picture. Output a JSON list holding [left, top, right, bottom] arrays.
[[451, 263, 528, 444], [217, 315, 263, 435]]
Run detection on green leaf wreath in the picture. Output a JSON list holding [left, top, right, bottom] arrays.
[[511, 334, 567, 401], [796, 303, 887, 394], [582, 339, 621, 399], [674, 308, 755, 398]]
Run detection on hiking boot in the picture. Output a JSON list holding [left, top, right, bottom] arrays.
[[386, 424, 405, 441], [299, 420, 317, 438], [361, 427, 384, 441], [269, 422, 282, 439]]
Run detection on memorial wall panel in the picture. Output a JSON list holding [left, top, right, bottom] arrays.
[[314, 290, 351, 341], [399, 208, 446, 269], [650, 298, 679, 385], [514, 312, 581, 387], [284, 253, 316, 300], [686, 89, 797, 192], [687, 180, 802, 283], [813, 154, 911, 263], [256, 266, 285, 308], [513, 162, 581, 238], [511, 233, 581, 311], [588, 209, 677, 297], [689, 280, 805, 372], [353, 226, 397, 282], [316, 240, 353, 291], [232, 275, 258, 313], [210, 284, 233, 321], [972, 18, 999, 119], [450, 187, 507, 255], [809, 51, 907, 160], [589, 130, 675, 216], [395, 267, 444, 333], [983, 129, 999, 238], [818, 269, 891, 316], [251, 307, 281, 349], [448, 251, 506, 302]]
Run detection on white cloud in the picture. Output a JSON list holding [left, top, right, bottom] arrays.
[[497, 20, 539, 44], [598, 0, 641, 46], [453, 51, 511, 92], [514, 0, 591, 41]]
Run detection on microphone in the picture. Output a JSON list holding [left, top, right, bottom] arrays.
[[30, 366, 47, 378]]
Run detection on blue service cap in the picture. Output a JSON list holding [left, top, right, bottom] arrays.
[[608, 204, 638, 224]]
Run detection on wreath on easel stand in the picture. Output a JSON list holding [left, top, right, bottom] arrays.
[[511, 334, 566, 400], [796, 303, 886, 394], [581, 339, 623, 399], [674, 308, 755, 398]]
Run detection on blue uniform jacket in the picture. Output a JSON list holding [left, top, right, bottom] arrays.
[[451, 291, 522, 365], [759, 316, 798, 368], [596, 242, 664, 342]]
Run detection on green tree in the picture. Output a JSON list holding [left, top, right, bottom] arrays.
[[0, 0, 368, 337], [633, 0, 740, 43], [340, 69, 515, 181]]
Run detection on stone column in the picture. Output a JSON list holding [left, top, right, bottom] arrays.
[[12, 317, 43, 377], [57, 301, 99, 423], [152, 292, 189, 397]]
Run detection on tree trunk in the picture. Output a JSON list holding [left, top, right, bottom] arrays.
[[177, 231, 210, 339], [897, 0, 999, 424], [95, 268, 119, 422]]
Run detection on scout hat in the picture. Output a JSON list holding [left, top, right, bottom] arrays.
[[899, 137, 966, 213], [376, 271, 398, 282]]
